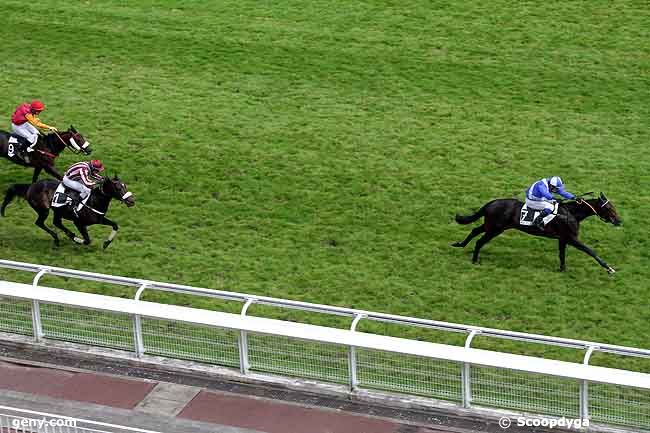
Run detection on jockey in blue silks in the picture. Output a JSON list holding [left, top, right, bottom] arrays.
[[525, 176, 576, 229]]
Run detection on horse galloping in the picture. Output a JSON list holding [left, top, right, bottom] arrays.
[[1, 176, 135, 249], [452, 193, 621, 273], [0, 126, 92, 183]]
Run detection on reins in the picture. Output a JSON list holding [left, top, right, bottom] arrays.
[[51, 130, 69, 148], [577, 198, 607, 222], [51, 130, 84, 154], [36, 149, 56, 159]]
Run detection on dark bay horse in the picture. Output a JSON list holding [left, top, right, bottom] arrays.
[[0, 126, 92, 182], [1, 176, 135, 249], [452, 193, 621, 273]]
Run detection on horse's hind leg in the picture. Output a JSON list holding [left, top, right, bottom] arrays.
[[32, 167, 42, 184], [472, 230, 504, 264], [73, 221, 91, 245], [34, 210, 59, 247], [452, 225, 485, 248], [53, 213, 81, 243], [43, 164, 63, 181]]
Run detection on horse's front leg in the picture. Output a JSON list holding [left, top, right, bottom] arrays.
[[42, 164, 63, 181], [558, 238, 567, 272], [73, 221, 92, 245], [98, 216, 119, 249], [567, 237, 615, 274], [32, 167, 42, 183]]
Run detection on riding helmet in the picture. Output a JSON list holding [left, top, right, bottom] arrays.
[[30, 100, 45, 112], [90, 160, 105, 172], [549, 176, 563, 189]]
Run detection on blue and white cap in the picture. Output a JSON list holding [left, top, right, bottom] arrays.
[[549, 176, 563, 189]]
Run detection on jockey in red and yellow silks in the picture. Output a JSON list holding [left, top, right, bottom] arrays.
[[11, 100, 58, 152]]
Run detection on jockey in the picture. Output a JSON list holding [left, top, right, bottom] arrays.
[[11, 100, 58, 153], [526, 176, 576, 229], [62, 160, 105, 214]]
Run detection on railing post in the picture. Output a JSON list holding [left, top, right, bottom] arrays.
[[348, 314, 366, 391], [132, 283, 149, 358], [581, 346, 598, 422], [31, 269, 50, 341], [239, 298, 255, 375], [462, 329, 480, 408]]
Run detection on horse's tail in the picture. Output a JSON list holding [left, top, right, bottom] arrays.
[[455, 203, 488, 225], [1, 184, 30, 217]]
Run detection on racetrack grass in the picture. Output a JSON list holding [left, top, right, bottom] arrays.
[[0, 0, 648, 376]]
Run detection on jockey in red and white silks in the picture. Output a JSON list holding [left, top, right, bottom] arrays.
[[63, 160, 105, 211]]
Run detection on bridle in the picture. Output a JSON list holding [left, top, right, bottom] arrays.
[[100, 178, 133, 203], [577, 198, 609, 223], [51, 130, 91, 154]]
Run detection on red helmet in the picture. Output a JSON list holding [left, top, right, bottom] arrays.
[[30, 100, 45, 112], [90, 160, 105, 172]]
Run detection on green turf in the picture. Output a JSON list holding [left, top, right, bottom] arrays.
[[0, 1, 648, 369]]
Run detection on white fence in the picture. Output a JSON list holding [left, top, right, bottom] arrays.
[[0, 260, 649, 431], [0, 405, 161, 433]]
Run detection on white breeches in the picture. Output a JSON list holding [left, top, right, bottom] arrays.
[[63, 177, 91, 200], [11, 122, 39, 145], [525, 198, 555, 213]]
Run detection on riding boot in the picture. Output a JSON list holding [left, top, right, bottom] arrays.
[[532, 213, 546, 229], [68, 193, 81, 217]]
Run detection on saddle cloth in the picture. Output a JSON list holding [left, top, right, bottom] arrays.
[[51, 183, 72, 208], [51, 183, 91, 209], [6, 135, 29, 162], [519, 202, 559, 226]]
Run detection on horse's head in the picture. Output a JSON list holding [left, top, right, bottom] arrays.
[[52, 125, 92, 155], [596, 192, 621, 226], [102, 175, 135, 208]]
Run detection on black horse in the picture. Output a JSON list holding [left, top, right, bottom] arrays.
[[0, 126, 92, 183], [1, 176, 135, 249], [452, 193, 621, 273]]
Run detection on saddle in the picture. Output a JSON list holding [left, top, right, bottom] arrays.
[[51, 183, 85, 210], [519, 202, 559, 226]]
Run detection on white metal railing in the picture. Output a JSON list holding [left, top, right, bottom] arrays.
[[1, 259, 648, 358], [0, 260, 649, 431], [0, 405, 161, 433], [0, 278, 649, 431]]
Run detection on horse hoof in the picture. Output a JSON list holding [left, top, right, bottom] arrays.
[[73, 237, 84, 244], [451, 242, 463, 248], [103, 241, 111, 249], [607, 266, 616, 274]]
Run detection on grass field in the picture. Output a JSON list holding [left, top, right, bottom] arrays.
[[0, 1, 649, 368]]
